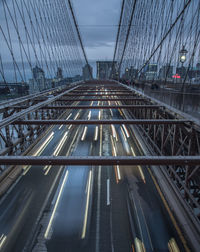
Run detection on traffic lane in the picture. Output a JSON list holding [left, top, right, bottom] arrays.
[[0, 97, 92, 251], [0, 188, 33, 251], [109, 107, 178, 251], [46, 166, 91, 252], [0, 123, 81, 252], [123, 127, 184, 251], [46, 111, 97, 251], [99, 106, 133, 252]]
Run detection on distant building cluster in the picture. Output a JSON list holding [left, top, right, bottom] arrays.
[[120, 62, 200, 84], [28, 64, 94, 94]]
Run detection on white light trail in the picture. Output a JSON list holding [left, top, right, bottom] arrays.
[[116, 165, 121, 180], [81, 170, 92, 239], [23, 132, 54, 175], [53, 131, 68, 156], [34, 132, 54, 156], [74, 112, 79, 120], [66, 113, 72, 120], [120, 126, 127, 142], [81, 126, 88, 141], [107, 179, 110, 205], [94, 126, 98, 141], [110, 109, 113, 116], [88, 111, 91, 120], [110, 136, 121, 181], [44, 170, 69, 239], [122, 124, 130, 138], [0, 234, 7, 249], [98, 110, 101, 120], [44, 131, 68, 175]]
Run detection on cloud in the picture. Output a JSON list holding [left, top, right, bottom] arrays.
[[71, 0, 121, 60]]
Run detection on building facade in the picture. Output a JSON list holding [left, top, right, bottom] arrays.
[[82, 64, 93, 80], [144, 63, 158, 80], [159, 65, 173, 80]]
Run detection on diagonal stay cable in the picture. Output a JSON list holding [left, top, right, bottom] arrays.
[[137, 0, 192, 74]]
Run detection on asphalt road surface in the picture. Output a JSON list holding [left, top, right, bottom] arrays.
[[0, 87, 187, 252]]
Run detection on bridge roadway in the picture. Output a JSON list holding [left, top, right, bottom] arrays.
[[0, 86, 188, 252]]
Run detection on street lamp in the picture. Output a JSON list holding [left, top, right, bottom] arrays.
[[179, 45, 188, 64], [179, 45, 188, 85], [179, 45, 188, 109]]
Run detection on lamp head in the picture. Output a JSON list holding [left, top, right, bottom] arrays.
[[179, 45, 188, 64]]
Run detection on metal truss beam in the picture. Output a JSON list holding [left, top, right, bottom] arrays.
[[13, 119, 189, 125], [62, 93, 136, 96], [0, 86, 69, 111], [46, 98, 146, 102], [0, 156, 199, 166], [11, 105, 162, 110], [0, 85, 79, 129]]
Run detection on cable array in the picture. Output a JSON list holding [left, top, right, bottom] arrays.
[[112, 0, 200, 87], [0, 0, 88, 93]]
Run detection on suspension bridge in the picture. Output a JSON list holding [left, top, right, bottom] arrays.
[[0, 1, 200, 252]]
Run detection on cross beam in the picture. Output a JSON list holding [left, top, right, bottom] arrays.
[[14, 105, 160, 110], [41, 98, 146, 102], [0, 156, 199, 166], [13, 119, 189, 125], [63, 93, 135, 96]]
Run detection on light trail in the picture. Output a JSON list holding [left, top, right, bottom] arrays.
[[168, 238, 180, 252], [81, 126, 88, 141], [81, 170, 92, 239], [23, 132, 54, 175], [0, 234, 6, 249], [131, 147, 146, 183], [122, 124, 130, 138], [34, 132, 54, 156], [120, 126, 127, 142], [110, 109, 113, 116], [44, 131, 68, 175], [110, 135, 121, 182], [74, 112, 80, 120], [98, 110, 101, 120], [66, 113, 72, 120], [94, 126, 98, 141], [88, 111, 91, 120], [111, 124, 118, 141], [59, 113, 72, 130], [44, 170, 69, 239], [107, 179, 110, 206]]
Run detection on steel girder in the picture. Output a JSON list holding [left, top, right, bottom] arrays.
[[0, 155, 199, 166], [0, 81, 200, 222], [0, 83, 81, 156], [13, 119, 189, 125], [118, 83, 200, 221]]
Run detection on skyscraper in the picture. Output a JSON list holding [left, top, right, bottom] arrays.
[[82, 64, 93, 80]]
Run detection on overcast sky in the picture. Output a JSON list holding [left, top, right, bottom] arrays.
[[72, 0, 122, 64]]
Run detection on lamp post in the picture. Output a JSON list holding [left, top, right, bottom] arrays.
[[179, 45, 188, 65], [179, 45, 188, 111], [179, 45, 188, 89]]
